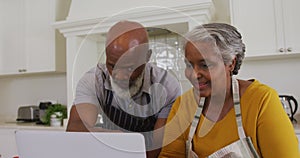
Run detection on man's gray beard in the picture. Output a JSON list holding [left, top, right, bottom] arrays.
[[110, 71, 144, 99]]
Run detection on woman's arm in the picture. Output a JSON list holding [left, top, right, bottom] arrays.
[[257, 89, 299, 157]]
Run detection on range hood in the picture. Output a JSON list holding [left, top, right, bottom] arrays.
[[54, 0, 215, 36], [53, 0, 215, 108]]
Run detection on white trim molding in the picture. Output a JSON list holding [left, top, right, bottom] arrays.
[[54, 1, 215, 37]]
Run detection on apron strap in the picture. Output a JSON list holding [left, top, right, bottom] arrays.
[[208, 78, 260, 158], [188, 78, 246, 140], [188, 97, 205, 141], [186, 97, 205, 157], [186, 77, 247, 157], [232, 77, 246, 139]]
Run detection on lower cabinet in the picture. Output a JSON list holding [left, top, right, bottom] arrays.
[[0, 129, 18, 158], [0, 127, 65, 158]]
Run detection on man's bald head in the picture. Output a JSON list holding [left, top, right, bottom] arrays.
[[105, 20, 149, 49], [105, 20, 151, 87]]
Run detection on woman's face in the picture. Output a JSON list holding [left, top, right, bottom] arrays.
[[184, 41, 233, 98]]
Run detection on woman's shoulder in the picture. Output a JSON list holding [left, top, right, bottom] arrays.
[[239, 79, 277, 96], [239, 79, 279, 106]]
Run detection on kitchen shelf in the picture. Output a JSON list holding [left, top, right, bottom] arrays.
[[0, 71, 66, 79]]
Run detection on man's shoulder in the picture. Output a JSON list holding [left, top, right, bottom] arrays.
[[82, 67, 96, 75], [79, 64, 109, 81], [86, 64, 109, 77]]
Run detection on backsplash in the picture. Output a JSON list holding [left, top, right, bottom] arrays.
[[149, 33, 192, 93], [0, 74, 67, 122]]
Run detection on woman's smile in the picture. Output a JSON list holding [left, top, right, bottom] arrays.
[[197, 81, 209, 90]]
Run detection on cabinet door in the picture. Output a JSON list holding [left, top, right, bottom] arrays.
[[0, 129, 18, 158], [24, 0, 56, 73], [231, 0, 282, 57], [0, 0, 26, 74], [282, 0, 300, 53], [0, 0, 66, 76]]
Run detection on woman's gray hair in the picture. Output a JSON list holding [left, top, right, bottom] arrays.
[[183, 23, 245, 75]]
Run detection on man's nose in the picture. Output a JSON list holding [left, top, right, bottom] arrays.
[[113, 69, 131, 80]]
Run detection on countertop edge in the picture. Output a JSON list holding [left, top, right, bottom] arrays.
[[0, 122, 66, 131]]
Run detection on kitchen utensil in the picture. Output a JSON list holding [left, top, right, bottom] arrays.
[[279, 95, 298, 123], [37, 101, 52, 124], [16, 105, 39, 122]]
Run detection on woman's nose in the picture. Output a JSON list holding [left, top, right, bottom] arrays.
[[193, 66, 203, 79]]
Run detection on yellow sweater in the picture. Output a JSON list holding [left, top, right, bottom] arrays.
[[159, 80, 299, 158]]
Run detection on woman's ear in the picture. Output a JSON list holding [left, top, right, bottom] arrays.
[[229, 57, 237, 72]]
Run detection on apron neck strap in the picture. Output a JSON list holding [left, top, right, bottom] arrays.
[[188, 77, 246, 142], [188, 97, 205, 141], [232, 77, 246, 139]]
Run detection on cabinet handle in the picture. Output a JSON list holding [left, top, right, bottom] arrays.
[[279, 48, 284, 52], [18, 69, 27, 72], [287, 47, 292, 52]]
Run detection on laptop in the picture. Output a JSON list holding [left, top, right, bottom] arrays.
[[15, 130, 146, 158]]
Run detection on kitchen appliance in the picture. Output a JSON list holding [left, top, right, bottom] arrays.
[[36, 101, 52, 124], [279, 95, 298, 123], [16, 105, 40, 122]]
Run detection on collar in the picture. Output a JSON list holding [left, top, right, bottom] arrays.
[[99, 63, 152, 95]]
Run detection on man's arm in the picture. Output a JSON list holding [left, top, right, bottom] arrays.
[[146, 118, 167, 158], [67, 103, 122, 132], [66, 103, 98, 132]]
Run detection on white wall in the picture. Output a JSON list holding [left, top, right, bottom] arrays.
[[65, 36, 105, 108], [212, 0, 230, 23], [0, 74, 67, 122], [238, 57, 300, 113]]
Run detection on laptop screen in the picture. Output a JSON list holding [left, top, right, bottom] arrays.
[[15, 130, 146, 158]]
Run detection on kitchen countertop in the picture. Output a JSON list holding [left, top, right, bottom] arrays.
[[0, 121, 66, 131], [1, 115, 300, 133], [293, 113, 300, 134], [293, 123, 300, 134]]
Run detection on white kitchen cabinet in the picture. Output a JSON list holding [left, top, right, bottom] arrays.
[[0, 0, 26, 74], [0, 0, 69, 75], [230, 0, 300, 57], [0, 124, 65, 158], [0, 128, 18, 158]]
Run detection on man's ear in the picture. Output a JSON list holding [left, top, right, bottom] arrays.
[[146, 49, 152, 62]]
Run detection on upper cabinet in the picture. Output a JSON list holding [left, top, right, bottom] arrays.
[[0, 0, 70, 76], [230, 0, 300, 58], [0, 0, 26, 74]]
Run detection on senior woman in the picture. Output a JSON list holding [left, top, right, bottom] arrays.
[[158, 23, 299, 158]]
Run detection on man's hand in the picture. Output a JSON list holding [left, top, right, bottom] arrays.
[[66, 104, 98, 132]]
